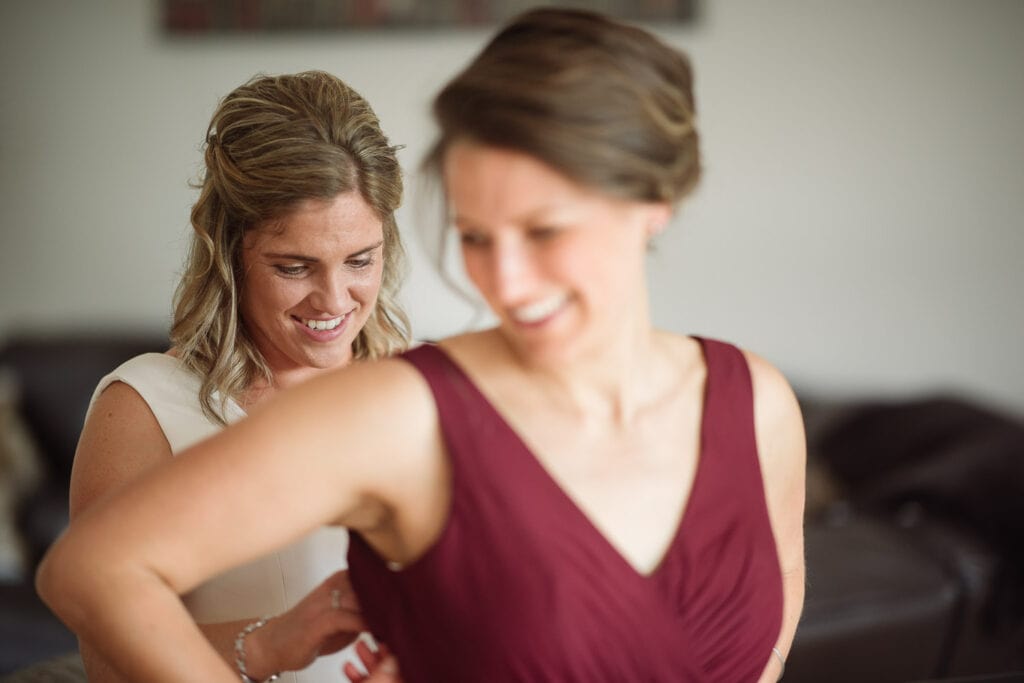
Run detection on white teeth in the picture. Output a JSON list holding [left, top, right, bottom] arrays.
[[304, 316, 343, 331], [512, 294, 568, 324]]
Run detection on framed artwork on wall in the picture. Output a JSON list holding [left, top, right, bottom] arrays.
[[163, 0, 698, 33]]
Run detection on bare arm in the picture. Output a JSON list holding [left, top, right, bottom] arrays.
[[71, 380, 177, 683], [71, 381, 374, 681], [46, 358, 439, 682], [746, 352, 807, 683]]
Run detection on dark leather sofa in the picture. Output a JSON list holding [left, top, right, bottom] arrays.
[[788, 397, 1024, 681], [1, 332, 1022, 680], [0, 333, 169, 677]]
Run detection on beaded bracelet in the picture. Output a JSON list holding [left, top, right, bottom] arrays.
[[234, 616, 280, 683]]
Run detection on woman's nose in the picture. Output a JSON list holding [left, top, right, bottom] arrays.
[[489, 241, 536, 306], [308, 270, 352, 313]]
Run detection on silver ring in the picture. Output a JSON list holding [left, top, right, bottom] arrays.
[[330, 588, 341, 610]]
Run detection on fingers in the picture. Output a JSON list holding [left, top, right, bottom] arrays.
[[365, 655, 400, 682], [319, 582, 367, 653], [343, 659, 368, 683], [266, 572, 368, 665], [343, 641, 400, 683], [315, 572, 367, 651], [324, 570, 361, 613], [355, 639, 381, 671], [317, 573, 400, 677]]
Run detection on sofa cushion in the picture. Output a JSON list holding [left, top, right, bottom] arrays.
[[789, 515, 961, 683], [0, 582, 78, 675], [0, 333, 168, 566], [813, 396, 1024, 627], [0, 372, 42, 581]]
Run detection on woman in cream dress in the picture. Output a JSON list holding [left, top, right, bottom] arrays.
[[69, 71, 406, 683]]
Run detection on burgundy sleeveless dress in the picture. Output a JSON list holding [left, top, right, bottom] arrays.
[[347, 337, 783, 682]]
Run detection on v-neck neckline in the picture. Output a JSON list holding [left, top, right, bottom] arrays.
[[429, 338, 710, 580]]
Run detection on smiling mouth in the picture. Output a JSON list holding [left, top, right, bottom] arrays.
[[510, 294, 569, 324], [299, 315, 346, 331]]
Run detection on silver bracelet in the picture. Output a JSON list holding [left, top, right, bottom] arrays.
[[771, 646, 786, 680], [234, 616, 280, 683]]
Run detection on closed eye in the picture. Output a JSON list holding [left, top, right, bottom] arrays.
[[458, 231, 491, 248], [274, 264, 309, 277], [347, 255, 375, 269], [528, 226, 559, 241], [346, 241, 383, 269]]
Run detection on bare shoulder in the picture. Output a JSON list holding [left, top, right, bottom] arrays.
[[70, 380, 173, 517], [435, 329, 499, 361], [271, 354, 436, 429], [740, 348, 806, 511], [742, 349, 804, 447], [243, 354, 442, 512], [248, 354, 439, 455]]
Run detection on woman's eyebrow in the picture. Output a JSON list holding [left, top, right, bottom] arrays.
[[263, 240, 384, 262], [347, 240, 385, 258], [263, 252, 318, 262]]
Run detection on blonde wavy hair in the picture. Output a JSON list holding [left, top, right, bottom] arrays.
[[172, 71, 410, 424]]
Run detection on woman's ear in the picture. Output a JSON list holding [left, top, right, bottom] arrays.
[[645, 203, 672, 237]]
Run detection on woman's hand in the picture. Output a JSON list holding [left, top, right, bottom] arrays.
[[242, 570, 369, 679], [345, 641, 401, 683]]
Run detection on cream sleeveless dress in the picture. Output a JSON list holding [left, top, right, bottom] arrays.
[[89, 352, 360, 682]]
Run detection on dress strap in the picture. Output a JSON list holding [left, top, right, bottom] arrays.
[[694, 336, 757, 460]]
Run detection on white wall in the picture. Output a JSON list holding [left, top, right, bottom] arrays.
[[2, 1, 1022, 415]]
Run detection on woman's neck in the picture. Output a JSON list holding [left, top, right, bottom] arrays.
[[536, 326, 668, 428], [241, 362, 343, 410]]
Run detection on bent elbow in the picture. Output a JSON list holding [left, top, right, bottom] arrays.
[[35, 533, 90, 633]]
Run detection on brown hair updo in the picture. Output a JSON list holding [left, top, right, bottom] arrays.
[[424, 7, 701, 205]]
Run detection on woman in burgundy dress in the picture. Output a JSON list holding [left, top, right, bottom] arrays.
[[37, 8, 805, 682]]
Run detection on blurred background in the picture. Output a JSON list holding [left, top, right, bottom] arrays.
[[1, 1, 1023, 680], [1, 0, 1021, 415]]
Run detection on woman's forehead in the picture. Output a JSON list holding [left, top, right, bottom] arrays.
[[246, 193, 384, 251]]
